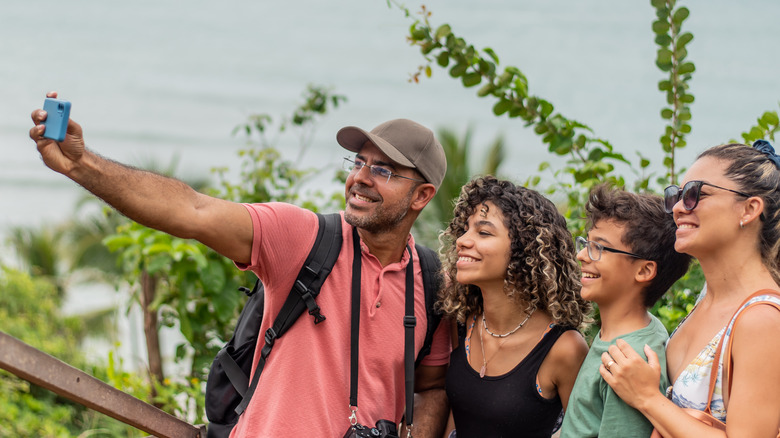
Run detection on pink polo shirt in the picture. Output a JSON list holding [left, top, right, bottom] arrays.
[[230, 202, 450, 437]]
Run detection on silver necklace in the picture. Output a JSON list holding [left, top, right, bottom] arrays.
[[482, 308, 535, 338]]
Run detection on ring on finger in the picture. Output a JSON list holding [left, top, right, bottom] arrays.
[[606, 360, 616, 372]]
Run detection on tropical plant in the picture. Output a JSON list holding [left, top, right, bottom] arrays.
[[413, 125, 505, 247], [0, 266, 141, 437], [391, 0, 779, 331]]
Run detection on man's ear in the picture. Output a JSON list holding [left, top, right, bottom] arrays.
[[635, 260, 658, 285], [410, 184, 437, 212]]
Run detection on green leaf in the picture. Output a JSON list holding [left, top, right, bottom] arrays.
[[201, 262, 226, 293], [477, 82, 494, 97], [484, 47, 499, 64], [478, 59, 496, 76], [680, 94, 695, 103], [674, 47, 688, 61], [493, 99, 513, 116], [657, 48, 673, 64], [763, 111, 779, 126], [678, 62, 695, 74], [661, 108, 674, 119], [655, 34, 673, 47], [462, 72, 482, 87], [551, 136, 573, 155], [588, 148, 604, 161], [144, 242, 173, 256], [450, 63, 467, 78], [678, 32, 694, 46], [435, 24, 452, 40], [650, 0, 666, 9], [652, 20, 670, 34], [146, 254, 171, 273], [672, 7, 690, 26], [658, 80, 672, 91], [410, 27, 427, 41], [540, 100, 554, 119], [436, 51, 450, 67], [103, 235, 135, 252]]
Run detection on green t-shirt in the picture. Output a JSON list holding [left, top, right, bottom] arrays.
[[559, 313, 669, 438]]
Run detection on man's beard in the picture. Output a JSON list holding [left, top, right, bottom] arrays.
[[344, 188, 414, 233]]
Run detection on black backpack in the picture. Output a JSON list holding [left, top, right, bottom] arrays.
[[204, 213, 442, 438]]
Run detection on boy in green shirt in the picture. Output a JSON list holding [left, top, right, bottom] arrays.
[[560, 185, 692, 438]]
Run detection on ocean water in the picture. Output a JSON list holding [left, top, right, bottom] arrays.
[[1, 0, 779, 370], [2, 0, 779, 233]]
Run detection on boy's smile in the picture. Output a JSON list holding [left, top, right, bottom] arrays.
[[577, 220, 643, 306]]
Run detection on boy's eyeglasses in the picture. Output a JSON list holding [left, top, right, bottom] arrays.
[[663, 180, 751, 214], [343, 157, 425, 184], [576, 236, 645, 262]]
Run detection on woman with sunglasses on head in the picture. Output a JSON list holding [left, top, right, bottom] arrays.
[[438, 176, 590, 437], [601, 141, 780, 437]]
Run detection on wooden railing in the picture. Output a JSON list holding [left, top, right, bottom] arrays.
[[0, 330, 207, 438]]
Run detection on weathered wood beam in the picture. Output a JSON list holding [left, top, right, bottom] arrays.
[[0, 331, 206, 438]]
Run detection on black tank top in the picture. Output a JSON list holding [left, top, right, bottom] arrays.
[[445, 323, 572, 438]]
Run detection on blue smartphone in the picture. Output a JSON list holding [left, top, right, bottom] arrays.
[[42, 98, 71, 142]]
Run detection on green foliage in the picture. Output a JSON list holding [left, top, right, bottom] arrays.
[[413, 125, 505, 246], [652, 0, 695, 185], [391, 1, 777, 332], [103, 350, 206, 427], [740, 108, 780, 144], [396, 2, 631, 236], [0, 266, 140, 437], [103, 223, 250, 377]]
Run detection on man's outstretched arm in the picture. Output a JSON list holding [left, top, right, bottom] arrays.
[[30, 92, 253, 264]]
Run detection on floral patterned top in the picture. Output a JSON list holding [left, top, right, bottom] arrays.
[[668, 291, 780, 422]]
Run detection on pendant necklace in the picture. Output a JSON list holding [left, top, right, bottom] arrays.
[[478, 309, 535, 378], [478, 314, 505, 378]]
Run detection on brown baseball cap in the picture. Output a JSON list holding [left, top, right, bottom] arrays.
[[336, 118, 447, 190]]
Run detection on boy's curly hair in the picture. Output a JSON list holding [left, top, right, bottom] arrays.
[[437, 176, 590, 329]]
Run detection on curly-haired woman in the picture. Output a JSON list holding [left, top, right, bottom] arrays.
[[439, 176, 590, 438]]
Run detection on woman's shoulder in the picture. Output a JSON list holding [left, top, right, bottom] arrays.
[[548, 326, 588, 364]]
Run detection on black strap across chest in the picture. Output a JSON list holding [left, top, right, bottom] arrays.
[[349, 226, 417, 430]]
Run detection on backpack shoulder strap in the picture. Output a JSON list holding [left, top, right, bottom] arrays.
[[235, 212, 343, 415], [269, 212, 343, 329], [414, 243, 443, 368]]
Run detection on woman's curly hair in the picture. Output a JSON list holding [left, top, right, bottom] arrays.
[[437, 176, 590, 329]]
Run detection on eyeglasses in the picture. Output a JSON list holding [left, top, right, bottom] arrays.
[[576, 236, 645, 261], [663, 180, 751, 214], [343, 157, 425, 184]]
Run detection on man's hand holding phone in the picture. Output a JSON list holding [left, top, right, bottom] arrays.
[[30, 91, 86, 177]]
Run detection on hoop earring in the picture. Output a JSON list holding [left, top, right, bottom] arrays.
[[739, 220, 744, 229]]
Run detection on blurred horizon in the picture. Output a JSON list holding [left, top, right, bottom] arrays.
[[2, 0, 779, 233]]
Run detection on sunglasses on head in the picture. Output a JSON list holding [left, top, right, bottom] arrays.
[[663, 180, 751, 214]]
